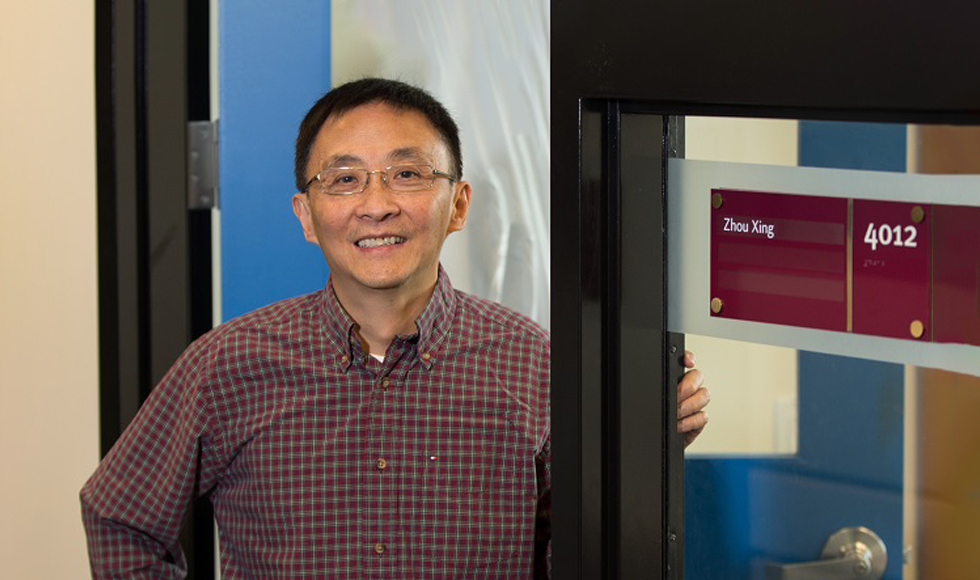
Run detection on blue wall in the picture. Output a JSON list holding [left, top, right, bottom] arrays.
[[220, 0, 331, 321]]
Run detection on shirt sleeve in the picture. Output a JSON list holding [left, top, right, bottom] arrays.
[[534, 433, 552, 580], [80, 335, 226, 578]]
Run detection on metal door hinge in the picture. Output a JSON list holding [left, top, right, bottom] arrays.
[[187, 120, 219, 210]]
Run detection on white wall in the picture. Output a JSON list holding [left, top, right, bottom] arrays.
[[332, 0, 551, 328], [0, 1, 99, 576]]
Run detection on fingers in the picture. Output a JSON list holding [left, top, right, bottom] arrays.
[[677, 410, 709, 435], [679, 411, 709, 448], [678, 352, 707, 448], [676, 369, 705, 413], [678, 381, 710, 419]]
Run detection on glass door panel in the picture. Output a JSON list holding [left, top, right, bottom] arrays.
[[672, 117, 980, 579]]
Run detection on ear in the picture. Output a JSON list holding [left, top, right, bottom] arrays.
[[291, 192, 319, 244], [446, 181, 472, 235]]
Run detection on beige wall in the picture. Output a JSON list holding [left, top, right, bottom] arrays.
[[0, 2, 99, 577]]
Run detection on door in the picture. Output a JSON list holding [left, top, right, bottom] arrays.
[[673, 116, 980, 578], [552, 1, 980, 578]]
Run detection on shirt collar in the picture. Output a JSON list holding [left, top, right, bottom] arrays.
[[317, 265, 457, 370], [413, 265, 456, 367], [318, 281, 359, 371]]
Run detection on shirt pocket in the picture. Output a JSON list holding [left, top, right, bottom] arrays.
[[421, 409, 529, 499], [411, 409, 537, 569]]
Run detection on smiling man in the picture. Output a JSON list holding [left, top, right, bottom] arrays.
[[291, 97, 472, 359], [81, 78, 709, 578]]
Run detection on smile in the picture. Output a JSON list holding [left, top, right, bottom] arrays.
[[355, 236, 406, 248]]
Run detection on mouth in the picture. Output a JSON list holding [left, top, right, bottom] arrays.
[[355, 236, 406, 249]]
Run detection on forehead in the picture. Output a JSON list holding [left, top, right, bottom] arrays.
[[307, 102, 449, 172]]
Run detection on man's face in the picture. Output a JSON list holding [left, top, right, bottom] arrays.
[[292, 102, 471, 301]]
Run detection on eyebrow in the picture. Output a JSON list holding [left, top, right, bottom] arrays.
[[323, 154, 364, 168], [386, 147, 429, 163], [321, 148, 431, 169]]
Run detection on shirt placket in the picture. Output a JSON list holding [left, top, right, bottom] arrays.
[[363, 341, 410, 578]]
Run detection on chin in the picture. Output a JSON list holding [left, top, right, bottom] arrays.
[[355, 273, 410, 291]]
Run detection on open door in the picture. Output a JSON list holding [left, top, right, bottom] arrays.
[[552, 1, 980, 579]]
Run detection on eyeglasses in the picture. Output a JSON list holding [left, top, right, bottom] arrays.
[[303, 164, 457, 195]]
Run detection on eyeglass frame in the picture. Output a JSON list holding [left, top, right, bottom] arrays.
[[302, 164, 458, 196]]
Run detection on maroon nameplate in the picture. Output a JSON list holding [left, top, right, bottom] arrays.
[[852, 200, 930, 340], [710, 189, 848, 332], [710, 188, 980, 347]]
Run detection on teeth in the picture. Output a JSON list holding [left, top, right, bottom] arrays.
[[356, 236, 406, 248]]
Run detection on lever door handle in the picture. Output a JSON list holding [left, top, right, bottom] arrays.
[[767, 526, 888, 580]]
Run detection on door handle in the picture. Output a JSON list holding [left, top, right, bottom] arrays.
[[767, 526, 888, 580]]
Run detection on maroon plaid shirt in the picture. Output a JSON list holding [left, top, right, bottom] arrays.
[[81, 269, 551, 578]]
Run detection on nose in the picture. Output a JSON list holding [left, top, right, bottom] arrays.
[[355, 172, 399, 221]]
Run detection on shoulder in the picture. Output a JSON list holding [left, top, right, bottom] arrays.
[[450, 291, 550, 446], [214, 292, 322, 338], [453, 290, 550, 353], [176, 291, 323, 374], [208, 291, 323, 348], [448, 289, 550, 392]]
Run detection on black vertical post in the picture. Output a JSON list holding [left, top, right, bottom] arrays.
[[187, 0, 214, 340], [552, 5, 681, 575], [551, 72, 583, 573], [601, 101, 623, 578], [663, 115, 687, 579], [182, 0, 216, 576], [95, 0, 214, 576], [553, 95, 682, 577], [579, 102, 606, 578], [95, 0, 120, 455], [97, 0, 144, 453], [613, 112, 672, 579]]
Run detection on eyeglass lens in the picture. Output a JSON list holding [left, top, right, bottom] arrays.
[[317, 165, 437, 194]]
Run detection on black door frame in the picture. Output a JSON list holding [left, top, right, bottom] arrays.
[[553, 1, 980, 579], [95, 0, 214, 576]]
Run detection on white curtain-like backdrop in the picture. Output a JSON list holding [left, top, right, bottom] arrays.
[[332, 0, 551, 328]]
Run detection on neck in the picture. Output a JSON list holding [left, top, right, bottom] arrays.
[[331, 276, 438, 356]]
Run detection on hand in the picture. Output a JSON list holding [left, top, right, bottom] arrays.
[[677, 350, 710, 448]]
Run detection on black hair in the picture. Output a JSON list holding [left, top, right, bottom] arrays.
[[294, 78, 463, 191]]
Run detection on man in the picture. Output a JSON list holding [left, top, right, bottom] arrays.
[[81, 78, 709, 578]]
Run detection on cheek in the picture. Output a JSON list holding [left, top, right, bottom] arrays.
[[311, 207, 351, 236], [420, 198, 454, 230]]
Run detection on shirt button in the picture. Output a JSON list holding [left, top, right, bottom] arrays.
[[374, 542, 386, 555], [376, 457, 388, 471], [421, 352, 431, 361], [340, 355, 348, 364], [380, 377, 391, 389]]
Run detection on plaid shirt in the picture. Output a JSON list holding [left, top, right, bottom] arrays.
[[81, 269, 551, 578]]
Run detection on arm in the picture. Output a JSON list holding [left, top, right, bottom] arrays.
[[677, 350, 710, 448], [80, 339, 224, 578]]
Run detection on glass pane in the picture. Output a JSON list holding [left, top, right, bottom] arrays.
[[684, 117, 801, 456], [671, 116, 980, 579]]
